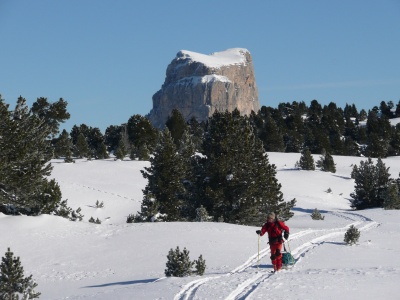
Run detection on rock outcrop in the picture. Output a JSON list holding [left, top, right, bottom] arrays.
[[148, 48, 260, 128]]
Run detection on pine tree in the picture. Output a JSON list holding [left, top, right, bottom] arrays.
[[365, 110, 391, 157], [382, 182, 400, 210], [127, 114, 158, 154], [194, 255, 206, 276], [258, 111, 285, 152], [344, 225, 360, 245], [178, 130, 197, 219], [311, 208, 325, 220], [135, 193, 161, 222], [195, 205, 212, 222], [297, 148, 315, 170], [350, 158, 391, 209], [114, 139, 127, 160], [165, 247, 194, 277], [104, 125, 123, 153], [53, 129, 73, 159], [0, 97, 67, 215], [75, 133, 90, 158], [166, 109, 187, 146], [316, 152, 336, 173], [140, 129, 187, 221], [200, 110, 295, 225], [0, 248, 41, 299], [95, 142, 109, 160]]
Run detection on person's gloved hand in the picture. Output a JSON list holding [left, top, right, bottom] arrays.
[[284, 232, 289, 240], [256, 230, 261, 235]]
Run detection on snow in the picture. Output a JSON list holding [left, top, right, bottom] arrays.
[[177, 48, 249, 68], [176, 75, 231, 87], [1, 153, 400, 299]]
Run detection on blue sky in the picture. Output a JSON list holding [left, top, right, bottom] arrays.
[[1, 0, 399, 133]]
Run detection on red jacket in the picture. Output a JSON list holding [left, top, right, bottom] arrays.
[[260, 220, 289, 244]]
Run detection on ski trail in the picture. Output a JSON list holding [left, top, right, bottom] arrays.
[[173, 228, 324, 300], [225, 216, 379, 300], [173, 211, 379, 300], [173, 277, 219, 300]]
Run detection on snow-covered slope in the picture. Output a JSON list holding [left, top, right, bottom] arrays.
[[1, 153, 400, 299]]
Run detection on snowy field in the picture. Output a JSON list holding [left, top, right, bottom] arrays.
[[1, 153, 400, 299]]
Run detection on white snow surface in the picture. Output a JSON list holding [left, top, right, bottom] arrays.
[[177, 48, 249, 68], [1, 153, 400, 299]]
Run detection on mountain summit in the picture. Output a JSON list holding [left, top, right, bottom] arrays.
[[148, 48, 260, 127]]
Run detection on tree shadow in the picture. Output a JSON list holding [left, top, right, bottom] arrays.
[[84, 278, 158, 288], [292, 207, 329, 214]]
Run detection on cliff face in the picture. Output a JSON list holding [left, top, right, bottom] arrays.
[[148, 48, 260, 128]]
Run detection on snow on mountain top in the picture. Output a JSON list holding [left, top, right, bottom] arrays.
[[177, 48, 249, 68]]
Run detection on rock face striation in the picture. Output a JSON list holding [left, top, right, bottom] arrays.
[[148, 48, 260, 128]]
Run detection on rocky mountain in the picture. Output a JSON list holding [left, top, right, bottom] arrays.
[[148, 48, 260, 128]]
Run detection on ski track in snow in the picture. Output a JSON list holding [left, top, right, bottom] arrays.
[[173, 210, 380, 300], [57, 180, 137, 201]]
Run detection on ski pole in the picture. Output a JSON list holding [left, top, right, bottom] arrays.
[[258, 234, 260, 268]]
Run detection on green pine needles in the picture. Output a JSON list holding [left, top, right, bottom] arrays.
[[165, 247, 206, 277], [0, 248, 40, 299], [344, 225, 360, 245], [310, 208, 325, 220]]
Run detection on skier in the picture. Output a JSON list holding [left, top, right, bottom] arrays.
[[256, 212, 289, 272]]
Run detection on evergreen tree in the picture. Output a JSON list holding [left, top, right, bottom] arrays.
[[75, 133, 90, 158], [140, 129, 187, 221], [344, 225, 360, 245], [316, 152, 336, 173], [53, 129, 72, 159], [194, 255, 206, 276], [104, 125, 123, 153], [0, 248, 40, 299], [31, 97, 70, 137], [194, 205, 212, 222], [177, 130, 197, 219], [137, 144, 150, 161], [165, 247, 194, 277], [186, 117, 204, 151], [382, 182, 400, 210], [258, 111, 285, 152], [114, 139, 127, 160], [365, 110, 391, 157], [388, 124, 400, 156], [126, 114, 158, 154], [166, 109, 187, 146], [0, 97, 66, 215], [297, 148, 315, 170], [200, 110, 295, 225], [350, 158, 391, 209], [310, 208, 325, 220]]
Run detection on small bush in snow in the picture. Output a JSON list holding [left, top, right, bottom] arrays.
[[95, 200, 104, 208], [165, 247, 207, 277], [344, 225, 360, 245], [53, 200, 84, 222], [311, 208, 325, 220], [165, 247, 194, 277], [89, 217, 101, 224], [126, 214, 135, 223], [194, 255, 206, 276]]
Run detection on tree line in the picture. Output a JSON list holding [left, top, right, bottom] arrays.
[[2, 95, 400, 221]]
